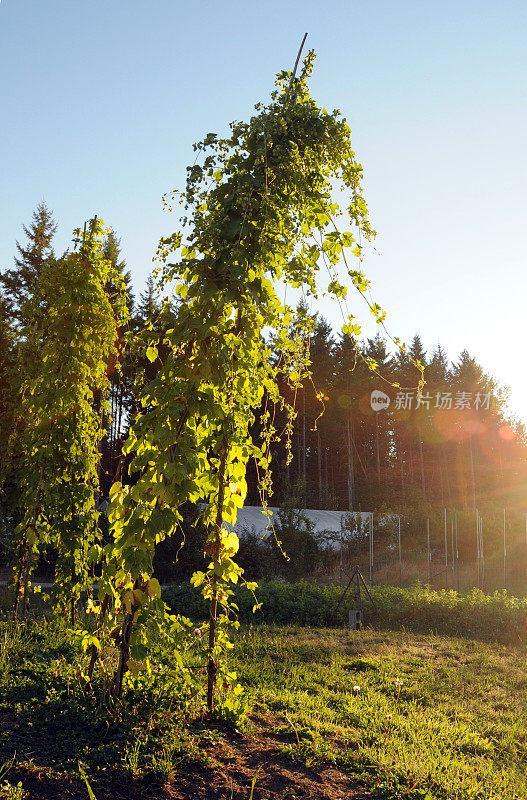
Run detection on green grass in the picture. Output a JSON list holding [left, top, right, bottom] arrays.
[[0, 610, 525, 798], [232, 626, 527, 799], [0, 616, 210, 794]]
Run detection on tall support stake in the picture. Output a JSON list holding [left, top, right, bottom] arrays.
[[427, 519, 431, 585], [284, 31, 308, 107], [398, 515, 402, 586]]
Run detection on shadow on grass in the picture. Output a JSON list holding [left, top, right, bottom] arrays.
[[0, 668, 181, 799]]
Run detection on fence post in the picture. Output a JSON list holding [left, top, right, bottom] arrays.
[[369, 512, 374, 586], [339, 527, 343, 587], [451, 519, 455, 580], [455, 512, 460, 592], [444, 507, 448, 589], [503, 508, 506, 591], [427, 518, 431, 585], [480, 516, 485, 591], [476, 508, 480, 589], [398, 515, 402, 586]]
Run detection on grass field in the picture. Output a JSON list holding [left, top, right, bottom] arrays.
[[0, 615, 525, 799], [235, 627, 527, 799]]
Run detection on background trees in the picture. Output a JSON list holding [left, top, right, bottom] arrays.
[[0, 202, 57, 326], [261, 309, 527, 518]]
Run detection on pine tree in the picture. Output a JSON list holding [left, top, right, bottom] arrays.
[[427, 343, 449, 384], [0, 203, 57, 325], [134, 274, 160, 326]]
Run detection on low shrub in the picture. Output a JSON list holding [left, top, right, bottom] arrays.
[[163, 580, 527, 644]]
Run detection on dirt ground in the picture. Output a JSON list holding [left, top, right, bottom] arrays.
[[6, 725, 371, 800]]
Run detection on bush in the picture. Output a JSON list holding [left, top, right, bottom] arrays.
[[163, 580, 527, 645]]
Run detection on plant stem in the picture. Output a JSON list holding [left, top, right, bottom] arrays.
[[207, 441, 227, 712], [87, 593, 109, 681]]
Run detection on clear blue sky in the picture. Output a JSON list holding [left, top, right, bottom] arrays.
[[1, 1, 526, 418]]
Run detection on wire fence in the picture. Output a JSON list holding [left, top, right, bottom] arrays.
[[333, 508, 527, 597]]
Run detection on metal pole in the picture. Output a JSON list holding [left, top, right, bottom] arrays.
[[455, 512, 460, 593], [451, 520, 455, 576], [339, 528, 343, 587], [476, 516, 480, 589], [370, 512, 374, 586], [398, 516, 402, 586], [427, 519, 431, 585], [476, 508, 480, 589], [480, 517, 485, 591], [503, 508, 506, 591], [444, 507, 448, 589]]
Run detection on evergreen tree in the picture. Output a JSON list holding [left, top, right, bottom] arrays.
[[134, 274, 160, 326], [427, 343, 449, 384], [0, 202, 57, 325]]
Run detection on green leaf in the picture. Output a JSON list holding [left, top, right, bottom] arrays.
[[146, 345, 158, 363], [146, 578, 161, 599], [78, 764, 97, 800]]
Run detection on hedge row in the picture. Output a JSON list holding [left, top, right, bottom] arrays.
[[162, 580, 527, 644]]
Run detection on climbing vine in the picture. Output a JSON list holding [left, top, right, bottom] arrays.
[[12, 218, 128, 620], [102, 51, 407, 710]]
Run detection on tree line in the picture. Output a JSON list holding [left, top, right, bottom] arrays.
[[256, 315, 527, 516]]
